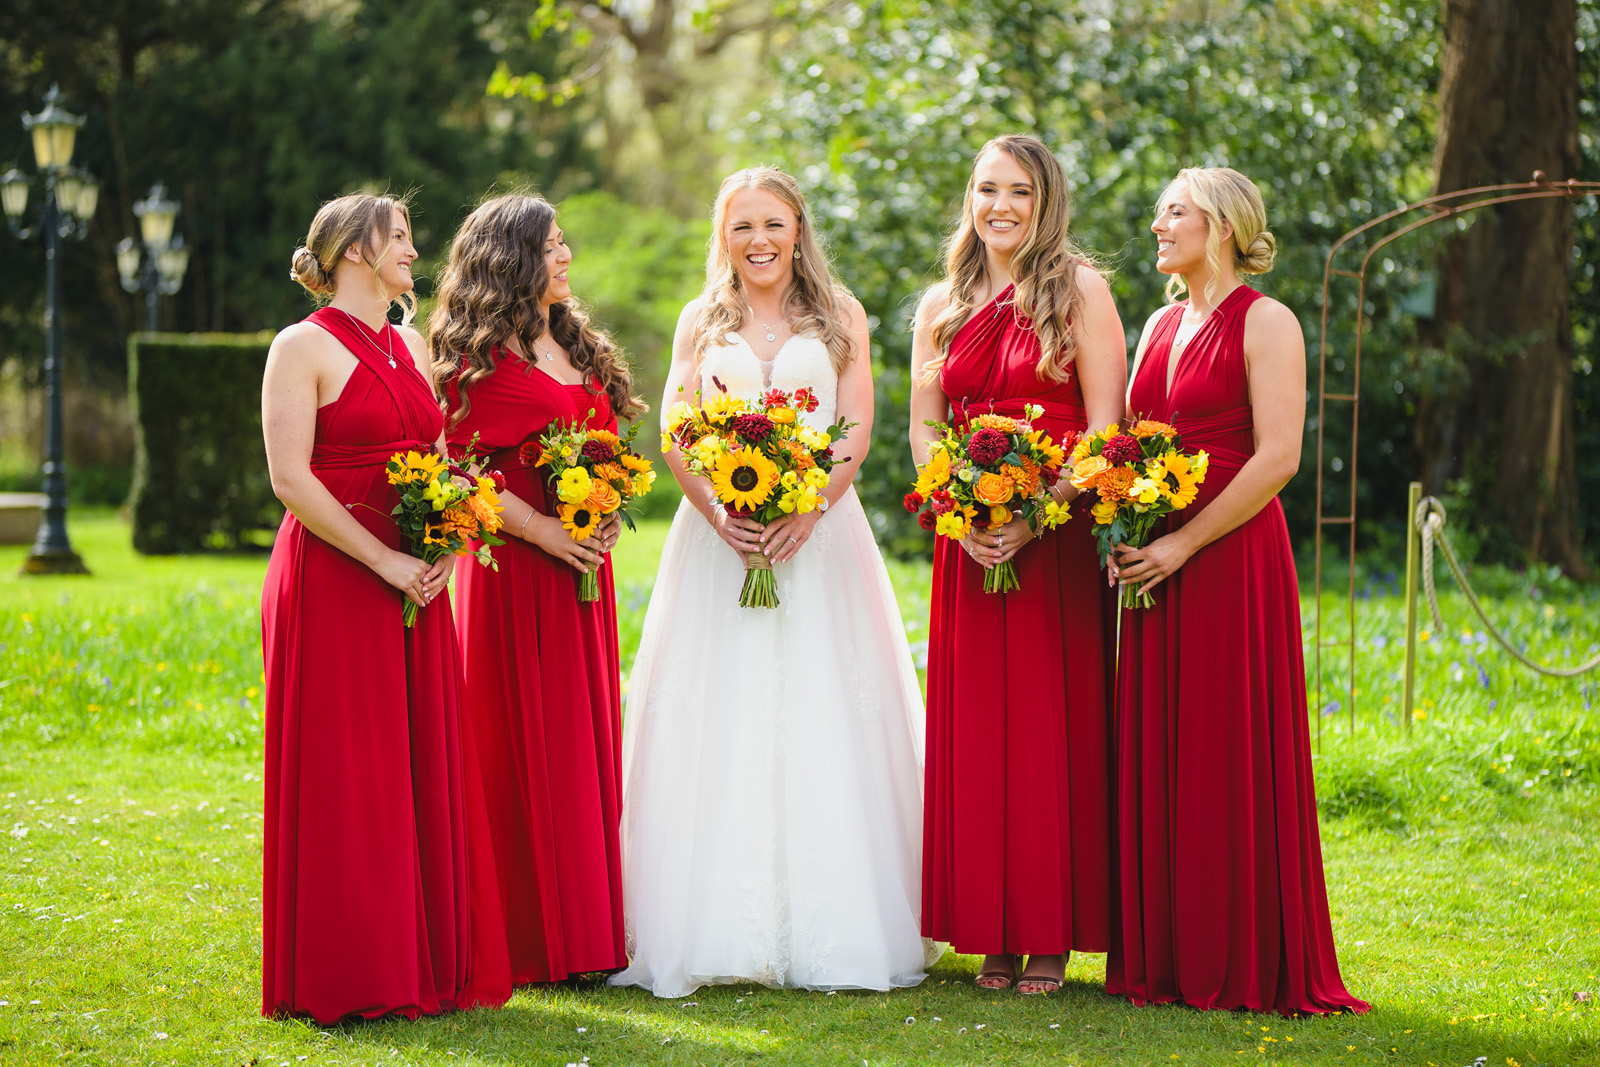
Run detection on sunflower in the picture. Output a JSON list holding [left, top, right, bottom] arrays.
[[710, 447, 780, 511], [620, 452, 652, 473], [587, 428, 622, 448], [1147, 451, 1204, 508], [559, 501, 601, 541], [1029, 430, 1066, 467]]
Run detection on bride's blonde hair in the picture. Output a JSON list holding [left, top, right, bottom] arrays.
[[690, 167, 855, 375]]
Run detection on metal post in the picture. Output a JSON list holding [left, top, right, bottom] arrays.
[[145, 277, 158, 333], [23, 177, 89, 574], [1401, 480, 1421, 731]]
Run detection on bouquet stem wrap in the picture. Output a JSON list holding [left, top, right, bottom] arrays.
[[740, 550, 778, 609]]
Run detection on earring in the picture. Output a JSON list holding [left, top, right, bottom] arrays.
[[793, 246, 800, 260]]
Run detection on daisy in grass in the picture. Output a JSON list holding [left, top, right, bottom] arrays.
[[533, 415, 657, 601], [1069, 417, 1208, 608], [386, 449, 505, 626], [904, 404, 1073, 594], [665, 379, 852, 608]]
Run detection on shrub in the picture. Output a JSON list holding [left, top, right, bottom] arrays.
[[128, 332, 281, 553]]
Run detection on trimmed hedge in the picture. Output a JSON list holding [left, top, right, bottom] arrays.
[[129, 331, 282, 554]]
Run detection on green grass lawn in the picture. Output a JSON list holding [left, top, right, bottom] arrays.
[[1, 510, 1597, 1065]]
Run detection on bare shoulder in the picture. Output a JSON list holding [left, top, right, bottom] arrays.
[[1074, 262, 1112, 299], [1142, 303, 1174, 334], [1243, 294, 1302, 338], [835, 288, 868, 331], [676, 296, 706, 330], [915, 279, 953, 325], [394, 323, 427, 351], [267, 319, 339, 366]]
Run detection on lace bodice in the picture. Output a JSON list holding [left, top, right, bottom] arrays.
[[699, 334, 838, 430]]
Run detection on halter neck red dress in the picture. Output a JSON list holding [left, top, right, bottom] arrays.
[[923, 285, 1116, 958], [261, 307, 511, 1023], [446, 349, 628, 984], [1108, 285, 1368, 1016]]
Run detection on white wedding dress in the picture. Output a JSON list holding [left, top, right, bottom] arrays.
[[610, 333, 935, 998]]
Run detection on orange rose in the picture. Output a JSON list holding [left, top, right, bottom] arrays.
[[988, 505, 1013, 527], [585, 479, 622, 514], [973, 471, 1015, 506], [1071, 454, 1110, 489]]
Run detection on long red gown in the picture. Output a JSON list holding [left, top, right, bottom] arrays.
[[446, 348, 628, 984], [261, 307, 511, 1023], [923, 286, 1116, 956], [1107, 285, 1369, 1015]]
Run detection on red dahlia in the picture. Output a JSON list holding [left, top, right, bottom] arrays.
[[903, 491, 924, 513], [581, 439, 617, 463], [967, 427, 1009, 466], [1101, 434, 1142, 465], [731, 413, 776, 443], [518, 441, 542, 466]]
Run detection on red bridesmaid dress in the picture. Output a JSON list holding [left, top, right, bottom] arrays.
[[1107, 285, 1369, 1015], [261, 307, 511, 1023], [923, 286, 1116, 957], [446, 349, 628, 984]]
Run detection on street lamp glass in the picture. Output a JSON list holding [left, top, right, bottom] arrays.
[[55, 172, 83, 218], [73, 175, 98, 221], [135, 185, 178, 248], [157, 241, 189, 290], [0, 170, 27, 219], [116, 237, 142, 287], [21, 86, 84, 172]]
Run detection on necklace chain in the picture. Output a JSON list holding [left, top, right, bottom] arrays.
[[333, 306, 397, 368], [746, 303, 782, 344]]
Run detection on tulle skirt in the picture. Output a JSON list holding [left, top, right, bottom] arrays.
[[611, 489, 937, 997]]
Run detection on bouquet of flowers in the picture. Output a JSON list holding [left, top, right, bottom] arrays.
[[1068, 418, 1208, 609], [531, 416, 658, 602], [903, 404, 1074, 594], [386, 449, 506, 627], [664, 380, 852, 608]]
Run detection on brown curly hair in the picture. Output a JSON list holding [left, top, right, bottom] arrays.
[[429, 193, 644, 428]]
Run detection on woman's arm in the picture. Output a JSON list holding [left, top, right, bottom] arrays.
[[262, 324, 434, 607], [658, 299, 765, 559], [761, 295, 873, 563], [908, 282, 953, 465], [1114, 296, 1306, 596]]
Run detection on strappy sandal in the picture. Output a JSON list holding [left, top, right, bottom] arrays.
[[974, 953, 1020, 991], [1017, 954, 1066, 996]]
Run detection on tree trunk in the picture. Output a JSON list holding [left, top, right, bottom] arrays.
[[1419, 0, 1587, 576]]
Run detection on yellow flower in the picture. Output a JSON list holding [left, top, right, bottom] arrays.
[[1147, 451, 1204, 508], [594, 461, 629, 484], [585, 479, 622, 514], [779, 485, 821, 514], [1130, 476, 1164, 506], [1071, 454, 1110, 489], [666, 401, 698, 433], [1030, 431, 1066, 467], [1041, 499, 1072, 527], [935, 510, 971, 540], [660, 430, 674, 454], [1132, 419, 1177, 439], [587, 428, 622, 448], [916, 448, 952, 495], [556, 466, 593, 504], [803, 467, 829, 490], [620, 452, 652, 473], [781, 469, 800, 489], [1090, 497, 1119, 525], [988, 505, 1012, 527], [702, 393, 748, 422], [632, 467, 656, 495], [974, 471, 1015, 506], [710, 447, 780, 511], [559, 501, 600, 541], [974, 413, 1018, 432], [767, 406, 798, 424], [796, 427, 831, 450]]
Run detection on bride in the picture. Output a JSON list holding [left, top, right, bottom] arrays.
[[611, 167, 933, 998]]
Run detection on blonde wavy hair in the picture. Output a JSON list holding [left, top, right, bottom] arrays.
[[924, 135, 1097, 386], [429, 193, 643, 429], [289, 192, 415, 322], [1158, 167, 1277, 307], [690, 167, 855, 375]]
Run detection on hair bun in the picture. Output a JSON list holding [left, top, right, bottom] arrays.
[[1237, 230, 1277, 274], [290, 246, 332, 294]]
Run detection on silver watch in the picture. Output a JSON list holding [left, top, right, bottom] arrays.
[[816, 495, 829, 513]]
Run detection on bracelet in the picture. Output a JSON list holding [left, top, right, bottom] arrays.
[[519, 510, 535, 540]]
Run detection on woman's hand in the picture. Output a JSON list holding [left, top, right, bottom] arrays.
[[963, 515, 1037, 568], [760, 508, 822, 564], [1114, 533, 1195, 598], [374, 549, 435, 608], [525, 512, 606, 574], [711, 506, 766, 560], [596, 511, 623, 554]]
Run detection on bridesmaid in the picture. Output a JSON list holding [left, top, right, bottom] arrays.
[[260, 193, 510, 1021], [431, 193, 643, 984], [1108, 167, 1369, 1015], [910, 134, 1126, 995]]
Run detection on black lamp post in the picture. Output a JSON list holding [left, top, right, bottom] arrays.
[[1, 85, 99, 575], [116, 184, 187, 331]]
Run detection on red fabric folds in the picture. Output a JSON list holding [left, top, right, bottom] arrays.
[[922, 286, 1117, 955], [446, 349, 628, 984], [261, 307, 511, 1024], [1106, 286, 1369, 1016]]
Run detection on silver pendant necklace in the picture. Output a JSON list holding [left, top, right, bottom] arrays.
[[531, 332, 559, 362], [335, 306, 397, 367], [746, 303, 782, 344]]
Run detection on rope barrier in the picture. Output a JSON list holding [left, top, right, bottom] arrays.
[[1415, 496, 1600, 678]]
